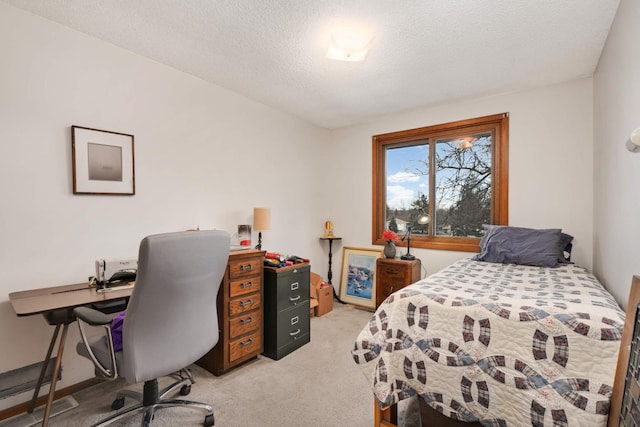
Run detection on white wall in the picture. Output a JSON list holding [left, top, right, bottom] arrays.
[[593, 0, 640, 308], [0, 3, 329, 410], [326, 79, 595, 281]]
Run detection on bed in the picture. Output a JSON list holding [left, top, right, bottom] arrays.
[[352, 227, 625, 427]]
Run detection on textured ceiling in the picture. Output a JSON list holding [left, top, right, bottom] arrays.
[[3, 0, 620, 129]]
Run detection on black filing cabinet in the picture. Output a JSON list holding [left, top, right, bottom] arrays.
[[262, 263, 311, 360]]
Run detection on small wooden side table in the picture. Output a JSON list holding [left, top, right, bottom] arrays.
[[375, 258, 421, 308]]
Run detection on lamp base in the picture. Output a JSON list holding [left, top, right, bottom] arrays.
[[400, 253, 415, 260]]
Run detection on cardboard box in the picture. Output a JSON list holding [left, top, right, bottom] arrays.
[[310, 272, 321, 317], [315, 283, 333, 317], [309, 298, 319, 317], [310, 271, 333, 316]]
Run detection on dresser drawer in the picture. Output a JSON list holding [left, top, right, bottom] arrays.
[[229, 258, 262, 278], [378, 265, 409, 280], [229, 329, 262, 363], [229, 292, 261, 316], [229, 310, 260, 339], [230, 276, 261, 298]]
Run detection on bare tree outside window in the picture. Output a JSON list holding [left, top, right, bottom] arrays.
[[373, 114, 508, 252]]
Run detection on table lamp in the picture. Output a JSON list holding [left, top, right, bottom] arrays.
[[401, 212, 430, 260], [253, 207, 271, 250]]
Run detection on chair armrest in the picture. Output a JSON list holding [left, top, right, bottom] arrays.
[[74, 307, 119, 380], [74, 306, 112, 326]]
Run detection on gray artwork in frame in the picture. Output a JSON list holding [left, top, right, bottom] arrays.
[[72, 125, 135, 195]]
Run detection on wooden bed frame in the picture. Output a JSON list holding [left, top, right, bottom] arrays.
[[608, 275, 640, 427], [372, 275, 640, 427]]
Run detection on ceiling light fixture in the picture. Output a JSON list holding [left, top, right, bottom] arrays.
[[326, 30, 374, 62]]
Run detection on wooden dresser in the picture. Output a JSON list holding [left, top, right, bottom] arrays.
[[262, 263, 311, 360], [197, 249, 265, 375], [375, 258, 421, 308]]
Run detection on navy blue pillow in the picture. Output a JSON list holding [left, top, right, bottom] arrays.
[[472, 226, 563, 268]]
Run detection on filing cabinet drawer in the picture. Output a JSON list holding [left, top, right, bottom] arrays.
[[230, 276, 261, 298], [229, 310, 260, 339], [274, 265, 310, 310], [229, 293, 261, 316], [229, 329, 261, 363], [275, 303, 310, 348]]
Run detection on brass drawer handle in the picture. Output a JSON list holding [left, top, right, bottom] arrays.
[[239, 298, 254, 308], [386, 269, 399, 274], [289, 329, 301, 337], [240, 316, 254, 326], [240, 338, 254, 347], [240, 264, 253, 271], [240, 281, 254, 289]]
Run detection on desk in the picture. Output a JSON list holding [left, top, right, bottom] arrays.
[[9, 282, 133, 427]]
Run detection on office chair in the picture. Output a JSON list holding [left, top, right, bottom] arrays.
[[74, 230, 230, 427]]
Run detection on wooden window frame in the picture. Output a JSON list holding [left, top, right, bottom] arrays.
[[372, 113, 509, 252]]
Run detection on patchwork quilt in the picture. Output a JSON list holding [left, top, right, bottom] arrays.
[[352, 259, 624, 426]]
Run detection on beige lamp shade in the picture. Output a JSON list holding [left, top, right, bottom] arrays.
[[253, 208, 271, 231]]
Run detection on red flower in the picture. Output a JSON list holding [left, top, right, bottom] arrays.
[[382, 229, 399, 243]]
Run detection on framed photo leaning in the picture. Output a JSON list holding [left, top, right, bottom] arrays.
[[72, 125, 135, 195], [339, 246, 383, 310]]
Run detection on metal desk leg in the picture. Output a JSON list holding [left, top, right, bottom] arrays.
[[27, 324, 61, 413], [41, 323, 69, 427]]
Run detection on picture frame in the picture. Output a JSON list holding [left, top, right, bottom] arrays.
[[339, 246, 383, 310], [72, 125, 135, 195]]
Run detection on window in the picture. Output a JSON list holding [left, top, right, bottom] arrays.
[[372, 113, 509, 252]]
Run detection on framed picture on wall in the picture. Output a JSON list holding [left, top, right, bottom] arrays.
[[339, 246, 383, 310], [72, 125, 135, 195]]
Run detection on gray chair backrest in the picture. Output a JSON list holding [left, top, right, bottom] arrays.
[[121, 230, 230, 383]]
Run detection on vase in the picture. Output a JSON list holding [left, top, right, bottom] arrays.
[[384, 241, 396, 259]]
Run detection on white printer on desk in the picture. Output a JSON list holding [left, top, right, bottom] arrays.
[[95, 258, 138, 284]]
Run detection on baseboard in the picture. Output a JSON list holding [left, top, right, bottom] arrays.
[[0, 378, 102, 421]]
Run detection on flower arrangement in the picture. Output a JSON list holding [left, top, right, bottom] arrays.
[[382, 229, 399, 243]]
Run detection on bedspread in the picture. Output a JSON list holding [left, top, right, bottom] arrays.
[[352, 259, 624, 427]]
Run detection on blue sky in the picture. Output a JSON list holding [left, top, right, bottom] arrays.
[[386, 144, 428, 210]]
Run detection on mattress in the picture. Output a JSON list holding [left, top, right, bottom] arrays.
[[352, 259, 624, 426]]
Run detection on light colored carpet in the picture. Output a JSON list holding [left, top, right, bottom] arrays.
[[45, 303, 420, 426]]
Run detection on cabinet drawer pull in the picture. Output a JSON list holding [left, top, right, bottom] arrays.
[[239, 298, 254, 308], [240, 264, 253, 271], [240, 338, 254, 347], [240, 281, 254, 289], [387, 269, 399, 274], [289, 329, 301, 337], [240, 316, 254, 326], [289, 295, 301, 304]]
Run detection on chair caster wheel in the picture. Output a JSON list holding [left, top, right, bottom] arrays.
[[204, 414, 215, 426], [180, 384, 191, 396], [111, 397, 125, 410]]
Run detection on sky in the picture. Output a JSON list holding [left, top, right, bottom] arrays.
[[386, 144, 428, 210]]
